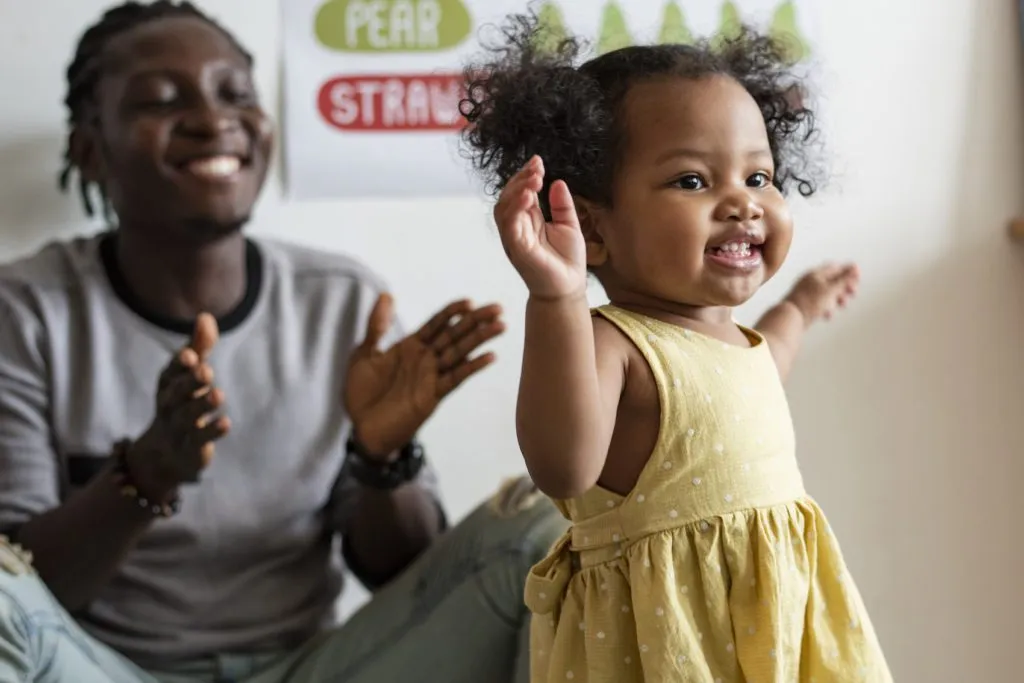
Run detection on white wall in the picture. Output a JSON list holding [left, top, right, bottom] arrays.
[[1, 0, 1022, 680]]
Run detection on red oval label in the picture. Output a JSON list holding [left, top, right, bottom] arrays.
[[317, 73, 466, 132]]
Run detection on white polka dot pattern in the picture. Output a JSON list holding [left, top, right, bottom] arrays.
[[525, 306, 892, 682]]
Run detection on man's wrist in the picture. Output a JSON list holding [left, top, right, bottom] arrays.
[[349, 428, 400, 463], [114, 440, 181, 517], [345, 436, 427, 490]]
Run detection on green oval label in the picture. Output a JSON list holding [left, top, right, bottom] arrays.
[[315, 0, 472, 52]]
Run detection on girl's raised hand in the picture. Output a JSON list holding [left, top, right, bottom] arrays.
[[786, 263, 860, 323], [493, 156, 588, 300]]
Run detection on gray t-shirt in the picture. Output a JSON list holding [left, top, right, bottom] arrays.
[[0, 232, 441, 665]]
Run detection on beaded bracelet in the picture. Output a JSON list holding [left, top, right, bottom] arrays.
[[111, 439, 181, 518]]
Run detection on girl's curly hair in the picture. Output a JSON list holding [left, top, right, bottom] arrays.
[[460, 12, 823, 217]]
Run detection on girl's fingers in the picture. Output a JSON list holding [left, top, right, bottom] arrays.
[[548, 180, 579, 230]]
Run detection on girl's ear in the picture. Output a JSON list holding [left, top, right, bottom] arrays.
[[574, 197, 609, 267]]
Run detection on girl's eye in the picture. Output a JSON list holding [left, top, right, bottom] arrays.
[[675, 174, 706, 191], [747, 172, 772, 188]]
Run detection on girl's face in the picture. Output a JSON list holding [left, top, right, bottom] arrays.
[[583, 75, 793, 316], [81, 16, 273, 240]]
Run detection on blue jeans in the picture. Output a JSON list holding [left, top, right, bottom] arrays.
[[0, 478, 567, 683]]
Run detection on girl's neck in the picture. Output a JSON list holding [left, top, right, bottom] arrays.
[[606, 290, 733, 326], [605, 290, 751, 345]]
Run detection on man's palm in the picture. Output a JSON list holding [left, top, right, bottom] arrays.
[[345, 334, 438, 453], [343, 294, 505, 457]]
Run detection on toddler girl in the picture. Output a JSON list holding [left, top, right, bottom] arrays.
[[461, 13, 892, 683]]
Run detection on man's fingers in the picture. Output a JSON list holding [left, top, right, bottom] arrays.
[[436, 352, 497, 396], [430, 303, 503, 352], [362, 293, 395, 351], [199, 442, 216, 471], [417, 299, 473, 344], [157, 348, 201, 391], [176, 387, 225, 429], [438, 320, 506, 372], [190, 313, 219, 360], [195, 416, 230, 446], [182, 417, 231, 478], [157, 365, 214, 414]]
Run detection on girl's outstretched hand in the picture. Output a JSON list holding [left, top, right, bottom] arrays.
[[786, 262, 860, 323], [493, 156, 587, 300]]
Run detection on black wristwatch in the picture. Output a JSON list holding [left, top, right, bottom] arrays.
[[344, 437, 426, 490]]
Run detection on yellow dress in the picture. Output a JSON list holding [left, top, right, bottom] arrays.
[[524, 305, 892, 682]]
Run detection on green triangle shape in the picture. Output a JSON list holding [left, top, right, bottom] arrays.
[[658, 1, 693, 45], [533, 2, 569, 55], [711, 1, 743, 51], [596, 1, 634, 55], [769, 1, 811, 63]]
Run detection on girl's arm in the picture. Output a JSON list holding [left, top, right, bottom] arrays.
[[517, 297, 625, 499], [493, 156, 615, 499], [753, 300, 805, 381], [756, 263, 860, 381]]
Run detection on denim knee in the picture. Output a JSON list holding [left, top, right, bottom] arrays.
[[486, 476, 568, 564]]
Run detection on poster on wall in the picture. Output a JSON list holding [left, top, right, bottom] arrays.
[[282, 0, 817, 200]]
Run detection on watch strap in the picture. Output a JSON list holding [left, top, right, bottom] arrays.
[[344, 438, 426, 490]]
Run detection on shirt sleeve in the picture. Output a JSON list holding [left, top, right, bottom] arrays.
[[326, 278, 446, 535], [0, 287, 58, 534]]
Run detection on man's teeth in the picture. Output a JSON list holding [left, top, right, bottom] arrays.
[[186, 156, 241, 178]]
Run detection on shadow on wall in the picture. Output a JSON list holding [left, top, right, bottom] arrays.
[[792, 241, 1024, 680], [789, 1, 1024, 679], [0, 133, 92, 257]]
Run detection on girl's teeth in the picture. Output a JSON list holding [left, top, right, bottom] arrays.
[[718, 242, 751, 255]]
